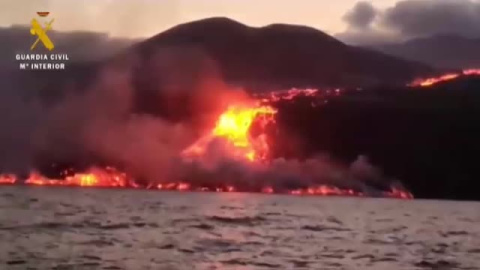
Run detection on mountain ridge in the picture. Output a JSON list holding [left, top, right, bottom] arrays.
[[130, 17, 433, 90], [370, 34, 480, 69]]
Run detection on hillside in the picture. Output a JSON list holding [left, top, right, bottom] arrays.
[[130, 17, 433, 90], [271, 76, 480, 200], [10, 17, 436, 104], [371, 34, 480, 69]]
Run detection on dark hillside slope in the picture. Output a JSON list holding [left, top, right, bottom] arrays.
[[271, 77, 480, 200], [133, 17, 433, 90]]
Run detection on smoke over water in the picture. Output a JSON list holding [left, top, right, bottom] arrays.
[[0, 47, 411, 198]]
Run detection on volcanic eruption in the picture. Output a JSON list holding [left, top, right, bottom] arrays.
[[0, 75, 412, 199], [0, 18, 426, 199]]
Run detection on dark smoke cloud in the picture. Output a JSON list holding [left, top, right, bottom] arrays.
[[382, 0, 480, 38], [180, 146, 397, 194], [337, 0, 480, 45], [30, 46, 233, 182], [343, 1, 377, 30], [32, 64, 191, 182]]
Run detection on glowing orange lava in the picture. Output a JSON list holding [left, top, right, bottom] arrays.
[[288, 186, 359, 196], [409, 68, 480, 87], [183, 103, 277, 162], [150, 181, 412, 199], [0, 174, 17, 184], [0, 92, 414, 200], [266, 88, 319, 102], [463, 69, 480, 76], [387, 187, 414, 199], [24, 167, 129, 187], [261, 186, 274, 194], [253, 88, 343, 109], [0, 171, 413, 199], [409, 73, 460, 87]]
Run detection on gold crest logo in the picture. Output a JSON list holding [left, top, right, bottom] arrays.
[[30, 12, 55, 51]]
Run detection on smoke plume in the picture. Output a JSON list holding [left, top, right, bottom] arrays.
[[337, 0, 480, 45]]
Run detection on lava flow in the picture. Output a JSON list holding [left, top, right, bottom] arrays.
[[257, 88, 320, 102], [24, 167, 130, 188], [0, 174, 16, 185], [254, 88, 344, 107], [0, 96, 412, 199], [409, 68, 480, 87], [182, 103, 277, 162]]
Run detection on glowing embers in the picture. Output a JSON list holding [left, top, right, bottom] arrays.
[[151, 183, 412, 199], [409, 68, 480, 87], [155, 182, 237, 193], [0, 171, 413, 199], [255, 88, 341, 102], [288, 186, 359, 196], [264, 88, 320, 102], [0, 89, 415, 200], [286, 186, 412, 199], [182, 104, 277, 162]]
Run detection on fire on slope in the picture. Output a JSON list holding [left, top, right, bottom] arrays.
[[409, 69, 480, 87]]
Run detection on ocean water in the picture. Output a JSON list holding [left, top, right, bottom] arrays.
[[0, 186, 479, 270]]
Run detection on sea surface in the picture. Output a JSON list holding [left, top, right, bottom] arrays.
[[0, 186, 479, 270]]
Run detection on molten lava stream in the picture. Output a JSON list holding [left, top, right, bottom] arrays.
[[0, 99, 414, 200], [182, 103, 277, 162], [0, 171, 413, 199], [409, 68, 480, 87], [463, 69, 480, 76]]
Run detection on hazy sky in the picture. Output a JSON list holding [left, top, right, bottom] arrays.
[[0, 0, 399, 38]]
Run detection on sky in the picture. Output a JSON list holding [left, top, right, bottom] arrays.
[[1, 0, 479, 44], [0, 0, 399, 38]]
